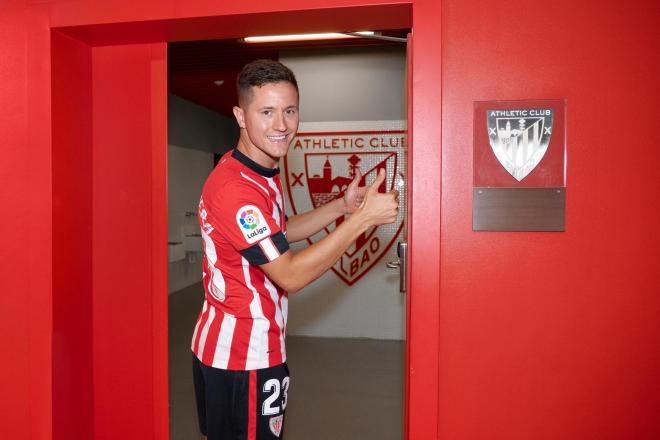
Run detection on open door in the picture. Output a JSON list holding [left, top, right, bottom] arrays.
[[387, 31, 414, 439], [404, 31, 413, 440]]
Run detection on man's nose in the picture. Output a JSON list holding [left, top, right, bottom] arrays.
[[273, 112, 287, 131]]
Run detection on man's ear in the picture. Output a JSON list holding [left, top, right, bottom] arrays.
[[233, 106, 245, 129]]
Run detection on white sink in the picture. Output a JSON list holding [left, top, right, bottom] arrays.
[[183, 234, 202, 252], [168, 242, 186, 262]]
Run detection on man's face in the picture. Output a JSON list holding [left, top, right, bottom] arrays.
[[233, 81, 299, 168]]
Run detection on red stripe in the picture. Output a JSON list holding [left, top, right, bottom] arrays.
[[228, 317, 253, 370], [275, 177, 286, 230], [247, 370, 257, 440], [201, 310, 224, 365], [251, 269, 283, 366], [277, 178, 287, 233]]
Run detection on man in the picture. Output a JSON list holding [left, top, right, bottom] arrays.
[[191, 59, 399, 440]]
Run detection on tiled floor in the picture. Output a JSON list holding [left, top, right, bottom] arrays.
[[169, 283, 404, 440]]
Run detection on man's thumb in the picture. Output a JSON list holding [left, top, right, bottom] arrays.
[[368, 168, 386, 192], [349, 169, 362, 188]]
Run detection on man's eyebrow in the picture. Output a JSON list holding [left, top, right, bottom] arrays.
[[257, 105, 298, 111]]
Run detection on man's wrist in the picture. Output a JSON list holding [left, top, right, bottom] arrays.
[[335, 197, 349, 215], [348, 207, 370, 234]]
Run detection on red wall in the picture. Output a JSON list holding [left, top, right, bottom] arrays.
[[52, 30, 94, 440], [0, 3, 52, 439], [3, 1, 423, 439], [2, 0, 658, 438], [90, 43, 168, 439], [439, 0, 660, 438]]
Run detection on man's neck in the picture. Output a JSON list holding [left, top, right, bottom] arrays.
[[236, 137, 278, 169]]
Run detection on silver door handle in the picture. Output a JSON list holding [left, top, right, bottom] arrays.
[[386, 242, 407, 293], [398, 242, 407, 293]]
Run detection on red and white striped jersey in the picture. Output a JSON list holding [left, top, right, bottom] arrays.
[[191, 148, 290, 371]]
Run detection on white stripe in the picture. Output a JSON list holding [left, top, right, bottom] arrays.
[[202, 229, 226, 301], [212, 313, 237, 369], [260, 237, 280, 262], [242, 257, 271, 369], [279, 294, 288, 362], [263, 277, 286, 361], [240, 171, 269, 196], [197, 305, 216, 356], [266, 177, 282, 226], [280, 294, 288, 328], [191, 300, 208, 351]]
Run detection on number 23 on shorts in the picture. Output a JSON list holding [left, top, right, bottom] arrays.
[[262, 376, 289, 415]]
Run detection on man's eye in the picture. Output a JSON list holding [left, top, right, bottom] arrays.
[[286, 109, 296, 115], [262, 110, 272, 116]]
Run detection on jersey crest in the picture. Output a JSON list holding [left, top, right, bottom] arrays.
[[269, 415, 284, 437]]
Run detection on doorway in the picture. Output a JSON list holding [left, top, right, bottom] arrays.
[[50, 3, 443, 439], [166, 35, 409, 439]]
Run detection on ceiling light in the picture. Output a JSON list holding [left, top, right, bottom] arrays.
[[214, 80, 225, 86], [242, 31, 375, 43]]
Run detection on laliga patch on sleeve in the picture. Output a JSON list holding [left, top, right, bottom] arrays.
[[236, 205, 271, 244]]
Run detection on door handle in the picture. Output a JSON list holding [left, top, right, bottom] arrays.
[[386, 242, 407, 293], [398, 242, 407, 293]]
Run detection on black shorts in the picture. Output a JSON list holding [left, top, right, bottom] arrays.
[[192, 353, 290, 440]]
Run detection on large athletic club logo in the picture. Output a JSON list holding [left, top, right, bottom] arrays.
[[284, 121, 406, 285], [487, 108, 554, 181]]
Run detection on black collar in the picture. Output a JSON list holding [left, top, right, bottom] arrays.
[[231, 148, 280, 178]]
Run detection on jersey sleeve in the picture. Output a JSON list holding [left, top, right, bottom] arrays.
[[207, 182, 289, 265]]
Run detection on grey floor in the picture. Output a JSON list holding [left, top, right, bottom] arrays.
[[169, 283, 404, 440]]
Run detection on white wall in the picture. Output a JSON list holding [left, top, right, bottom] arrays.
[[167, 143, 214, 293], [281, 46, 406, 122], [280, 46, 407, 340], [167, 94, 237, 294], [168, 144, 213, 243], [168, 93, 239, 153]]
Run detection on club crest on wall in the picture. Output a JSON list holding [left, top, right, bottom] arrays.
[[284, 121, 407, 285], [486, 108, 554, 181]]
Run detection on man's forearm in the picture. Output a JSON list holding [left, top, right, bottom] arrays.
[[265, 208, 370, 292], [285, 198, 346, 242]]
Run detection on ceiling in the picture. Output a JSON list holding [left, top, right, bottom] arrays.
[[167, 30, 408, 118]]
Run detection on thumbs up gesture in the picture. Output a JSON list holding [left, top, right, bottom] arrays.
[[343, 169, 367, 214], [356, 168, 399, 226]]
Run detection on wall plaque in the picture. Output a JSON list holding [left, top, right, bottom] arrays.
[[473, 99, 566, 231]]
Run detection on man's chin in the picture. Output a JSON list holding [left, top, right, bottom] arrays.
[[267, 143, 290, 158]]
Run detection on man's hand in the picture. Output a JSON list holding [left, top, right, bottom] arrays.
[[355, 168, 399, 226], [343, 169, 367, 214], [261, 169, 398, 293]]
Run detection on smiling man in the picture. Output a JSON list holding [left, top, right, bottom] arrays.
[[191, 60, 399, 440]]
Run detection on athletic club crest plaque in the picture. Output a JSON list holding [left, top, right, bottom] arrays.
[[473, 100, 566, 231], [487, 108, 554, 182], [474, 99, 565, 188], [284, 121, 407, 285]]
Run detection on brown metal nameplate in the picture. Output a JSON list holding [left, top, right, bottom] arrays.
[[473, 188, 565, 231]]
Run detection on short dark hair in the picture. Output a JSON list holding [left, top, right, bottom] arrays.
[[236, 59, 299, 106]]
